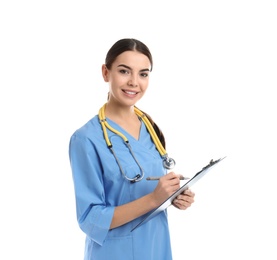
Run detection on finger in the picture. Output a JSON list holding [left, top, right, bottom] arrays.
[[183, 189, 195, 197], [163, 172, 177, 180], [176, 193, 195, 203], [173, 200, 189, 209]]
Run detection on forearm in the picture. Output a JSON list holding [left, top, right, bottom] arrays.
[[110, 192, 159, 229], [110, 172, 184, 229]]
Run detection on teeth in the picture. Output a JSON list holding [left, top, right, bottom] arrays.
[[125, 91, 136, 94]]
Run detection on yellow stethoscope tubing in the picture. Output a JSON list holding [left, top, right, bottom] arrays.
[[99, 104, 146, 182], [99, 104, 176, 181], [134, 107, 167, 157], [99, 104, 167, 158], [99, 105, 128, 146]]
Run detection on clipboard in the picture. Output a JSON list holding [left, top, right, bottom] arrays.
[[131, 157, 226, 232]]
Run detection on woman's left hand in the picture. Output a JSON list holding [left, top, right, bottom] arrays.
[[172, 189, 195, 210]]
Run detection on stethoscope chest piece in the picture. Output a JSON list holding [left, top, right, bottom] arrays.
[[163, 156, 176, 170]]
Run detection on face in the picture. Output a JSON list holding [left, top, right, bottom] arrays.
[[102, 51, 151, 107]]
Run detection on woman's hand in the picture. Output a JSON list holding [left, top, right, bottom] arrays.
[[172, 189, 195, 210], [152, 172, 182, 205]]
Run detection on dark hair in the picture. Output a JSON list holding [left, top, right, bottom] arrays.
[[105, 38, 153, 71], [105, 38, 165, 149], [139, 109, 166, 149]]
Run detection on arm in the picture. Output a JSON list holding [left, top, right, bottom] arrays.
[[110, 172, 182, 229], [69, 132, 185, 241]]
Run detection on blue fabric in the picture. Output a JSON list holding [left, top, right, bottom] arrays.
[[69, 115, 173, 260]]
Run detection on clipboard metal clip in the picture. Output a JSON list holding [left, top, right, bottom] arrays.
[[202, 157, 226, 171]]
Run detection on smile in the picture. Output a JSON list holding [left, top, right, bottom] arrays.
[[123, 90, 138, 95]]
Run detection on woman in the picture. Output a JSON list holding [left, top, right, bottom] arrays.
[[69, 38, 195, 260]]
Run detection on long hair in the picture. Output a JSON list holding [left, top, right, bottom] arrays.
[[105, 38, 165, 149], [139, 109, 166, 149]]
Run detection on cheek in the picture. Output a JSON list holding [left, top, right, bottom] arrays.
[[138, 75, 149, 86], [109, 78, 125, 93], [141, 81, 149, 92], [111, 74, 127, 85]]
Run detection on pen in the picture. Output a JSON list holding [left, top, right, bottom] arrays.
[[146, 176, 190, 181]]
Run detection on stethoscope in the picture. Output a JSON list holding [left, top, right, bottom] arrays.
[[98, 104, 176, 183]]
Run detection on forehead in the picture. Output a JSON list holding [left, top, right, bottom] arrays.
[[113, 51, 151, 70]]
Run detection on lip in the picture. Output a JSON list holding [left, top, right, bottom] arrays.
[[122, 89, 139, 96]]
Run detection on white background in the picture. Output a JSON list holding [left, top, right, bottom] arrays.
[[1, 1, 276, 259]]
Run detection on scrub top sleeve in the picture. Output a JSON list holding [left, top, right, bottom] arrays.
[[69, 133, 115, 246]]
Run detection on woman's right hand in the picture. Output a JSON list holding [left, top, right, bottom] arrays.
[[152, 172, 182, 205]]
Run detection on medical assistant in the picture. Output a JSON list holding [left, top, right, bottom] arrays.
[[69, 115, 173, 260]]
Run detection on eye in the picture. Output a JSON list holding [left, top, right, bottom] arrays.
[[140, 72, 149, 78], [119, 69, 129, 75]]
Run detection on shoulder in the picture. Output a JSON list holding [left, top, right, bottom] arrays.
[[70, 115, 101, 141]]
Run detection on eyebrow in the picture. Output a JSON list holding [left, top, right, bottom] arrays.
[[117, 64, 150, 72]]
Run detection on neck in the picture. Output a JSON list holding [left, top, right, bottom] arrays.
[[104, 102, 136, 121], [100, 102, 141, 140]]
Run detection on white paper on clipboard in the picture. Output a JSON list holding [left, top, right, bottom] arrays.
[[131, 157, 226, 232]]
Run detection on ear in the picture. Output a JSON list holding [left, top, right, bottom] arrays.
[[102, 64, 109, 82]]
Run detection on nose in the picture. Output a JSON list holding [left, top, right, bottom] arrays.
[[127, 77, 138, 87]]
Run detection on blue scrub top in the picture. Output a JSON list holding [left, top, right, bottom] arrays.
[[69, 115, 173, 260]]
